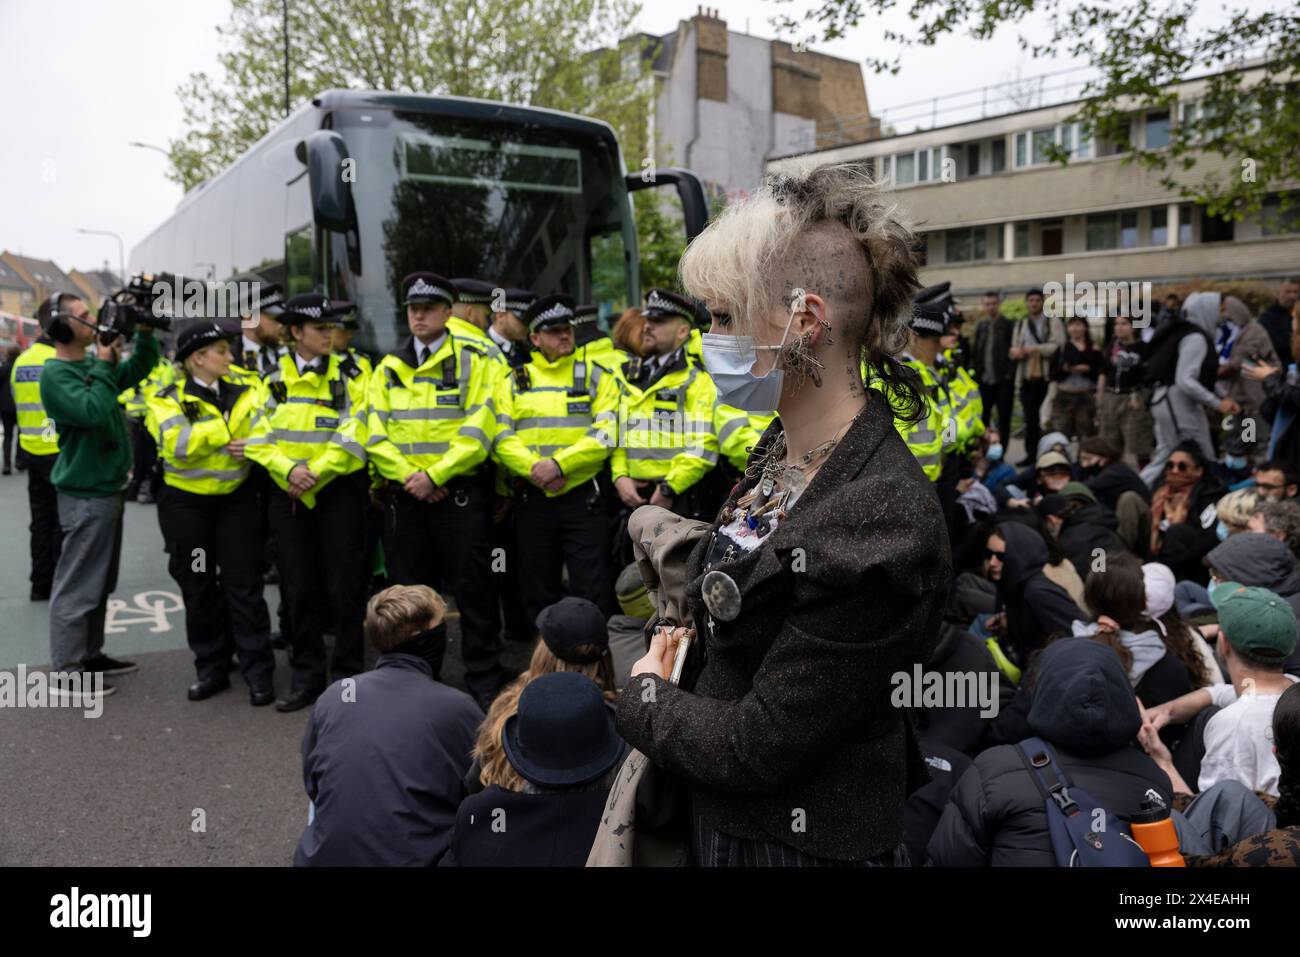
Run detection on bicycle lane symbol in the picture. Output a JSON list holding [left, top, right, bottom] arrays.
[[105, 591, 184, 635]]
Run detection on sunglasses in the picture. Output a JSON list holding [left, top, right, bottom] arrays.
[[1166, 460, 1196, 472], [1256, 481, 1284, 491], [984, 547, 1006, 561]]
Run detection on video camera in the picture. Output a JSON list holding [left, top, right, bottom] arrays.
[[95, 272, 175, 346]]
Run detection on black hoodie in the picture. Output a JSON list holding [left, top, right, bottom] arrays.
[[1083, 461, 1151, 509], [1056, 500, 1129, 579], [995, 522, 1083, 660], [927, 638, 1173, 867]]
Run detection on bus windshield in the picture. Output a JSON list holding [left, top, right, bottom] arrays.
[[329, 107, 637, 351]]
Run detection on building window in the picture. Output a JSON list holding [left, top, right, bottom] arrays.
[[1146, 110, 1171, 149], [887, 146, 945, 186], [1014, 122, 1090, 167], [966, 143, 980, 177], [994, 224, 1005, 260], [944, 227, 990, 263], [1179, 204, 1194, 244], [1041, 220, 1064, 256], [1121, 211, 1139, 248], [1201, 209, 1235, 244], [991, 138, 1006, 173], [1261, 194, 1300, 236], [1086, 213, 1120, 251], [1014, 222, 1030, 258], [1151, 207, 1168, 246], [894, 152, 914, 184]]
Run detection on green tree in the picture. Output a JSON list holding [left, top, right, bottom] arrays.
[[770, 1, 1300, 220], [169, 0, 649, 190]]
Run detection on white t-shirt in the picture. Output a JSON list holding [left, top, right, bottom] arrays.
[[1198, 674, 1299, 796]]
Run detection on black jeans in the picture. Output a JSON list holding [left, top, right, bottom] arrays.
[[22, 450, 63, 596], [1019, 378, 1050, 459], [158, 481, 273, 686], [269, 476, 367, 692], [978, 380, 1015, 439], [385, 479, 501, 696]]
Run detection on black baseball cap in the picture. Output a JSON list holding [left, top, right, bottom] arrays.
[[535, 596, 609, 663]]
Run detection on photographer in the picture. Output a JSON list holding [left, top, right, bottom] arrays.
[[39, 291, 159, 699]]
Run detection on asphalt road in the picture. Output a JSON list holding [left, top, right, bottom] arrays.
[[0, 469, 530, 866]]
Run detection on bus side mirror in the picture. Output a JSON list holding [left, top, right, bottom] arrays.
[[626, 168, 708, 243], [297, 130, 356, 232]]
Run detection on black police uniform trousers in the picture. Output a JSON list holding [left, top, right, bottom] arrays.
[[22, 450, 63, 597], [127, 418, 161, 498], [268, 474, 368, 692], [491, 492, 534, 643], [157, 480, 274, 686], [514, 481, 617, 623], [385, 476, 501, 696]]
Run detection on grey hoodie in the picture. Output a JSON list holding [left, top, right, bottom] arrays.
[[1169, 291, 1221, 410], [1071, 620, 1168, 685]]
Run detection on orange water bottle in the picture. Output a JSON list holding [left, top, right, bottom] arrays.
[[1130, 799, 1185, 867]]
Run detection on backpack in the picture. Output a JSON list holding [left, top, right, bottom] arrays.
[[1015, 737, 1151, 867], [1142, 320, 1216, 392]]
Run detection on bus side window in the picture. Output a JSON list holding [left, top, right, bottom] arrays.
[[285, 225, 314, 297]]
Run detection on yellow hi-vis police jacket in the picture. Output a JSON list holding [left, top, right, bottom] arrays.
[[611, 350, 720, 494], [492, 351, 620, 497], [714, 402, 762, 472], [11, 340, 59, 456], [245, 352, 370, 508], [365, 332, 497, 487], [119, 357, 176, 420], [866, 358, 945, 481], [938, 351, 985, 454], [144, 376, 259, 495]]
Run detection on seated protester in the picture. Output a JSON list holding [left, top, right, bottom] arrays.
[[910, 620, 1015, 757], [977, 429, 1017, 499], [950, 457, 998, 568], [1072, 552, 1193, 714], [984, 522, 1085, 666], [1001, 449, 1073, 509], [904, 742, 973, 867], [1249, 459, 1300, 502], [468, 597, 618, 794], [1142, 562, 1221, 688], [1146, 583, 1299, 796], [294, 586, 483, 866], [1216, 487, 1260, 540], [1182, 682, 1300, 866], [1078, 435, 1151, 509], [928, 638, 1174, 866], [443, 672, 627, 867], [1037, 482, 1128, 580], [608, 564, 653, 688], [1249, 499, 1300, 561], [1149, 440, 1228, 585]]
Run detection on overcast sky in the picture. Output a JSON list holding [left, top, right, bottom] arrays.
[[0, 0, 1275, 277]]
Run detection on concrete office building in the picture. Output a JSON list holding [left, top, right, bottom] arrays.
[[767, 63, 1300, 300], [641, 8, 877, 205]]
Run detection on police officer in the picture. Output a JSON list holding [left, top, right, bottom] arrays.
[[11, 314, 63, 600], [611, 289, 722, 523], [487, 288, 536, 370], [484, 287, 536, 644], [245, 293, 370, 712], [330, 302, 373, 377], [230, 284, 288, 383], [890, 297, 954, 507], [122, 352, 177, 504], [146, 322, 274, 704], [493, 294, 622, 621], [449, 277, 500, 349], [366, 272, 505, 710], [935, 300, 986, 463]]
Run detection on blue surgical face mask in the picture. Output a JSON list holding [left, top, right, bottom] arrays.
[[986, 443, 1004, 462], [1215, 520, 1230, 542], [701, 310, 799, 412], [1223, 454, 1248, 471]]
